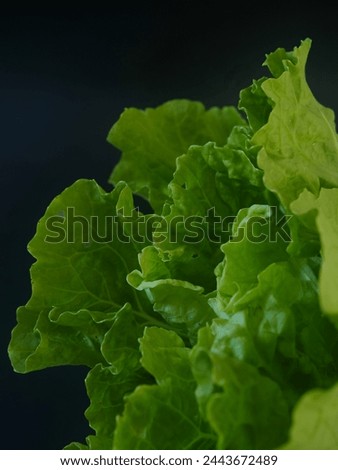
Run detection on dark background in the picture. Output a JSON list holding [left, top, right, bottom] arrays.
[[1, 4, 338, 449]]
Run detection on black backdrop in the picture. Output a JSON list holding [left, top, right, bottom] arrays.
[[1, 5, 338, 450]]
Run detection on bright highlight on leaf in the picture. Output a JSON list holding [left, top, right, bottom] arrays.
[[8, 37, 338, 450]]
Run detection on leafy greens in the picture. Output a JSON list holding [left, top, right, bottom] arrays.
[[8, 38, 338, 450]]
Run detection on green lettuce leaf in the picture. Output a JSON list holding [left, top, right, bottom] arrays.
[[8, 179, 160, 372], [152, 129, 264, 292], [127, 246, 215, 342], [192, 326, 290, 449], [239, 77, 272, 133], [107, 99, 245, 211], [248, 38, 338, 209], [212, 203, 289, 312], [66, 364, 154, 450], [281, 382, 338, 449], [210, 204, 338, 401], [291, 188, 338, 319], [113, 327, 215, 449], [9, 306, 115, 372]]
